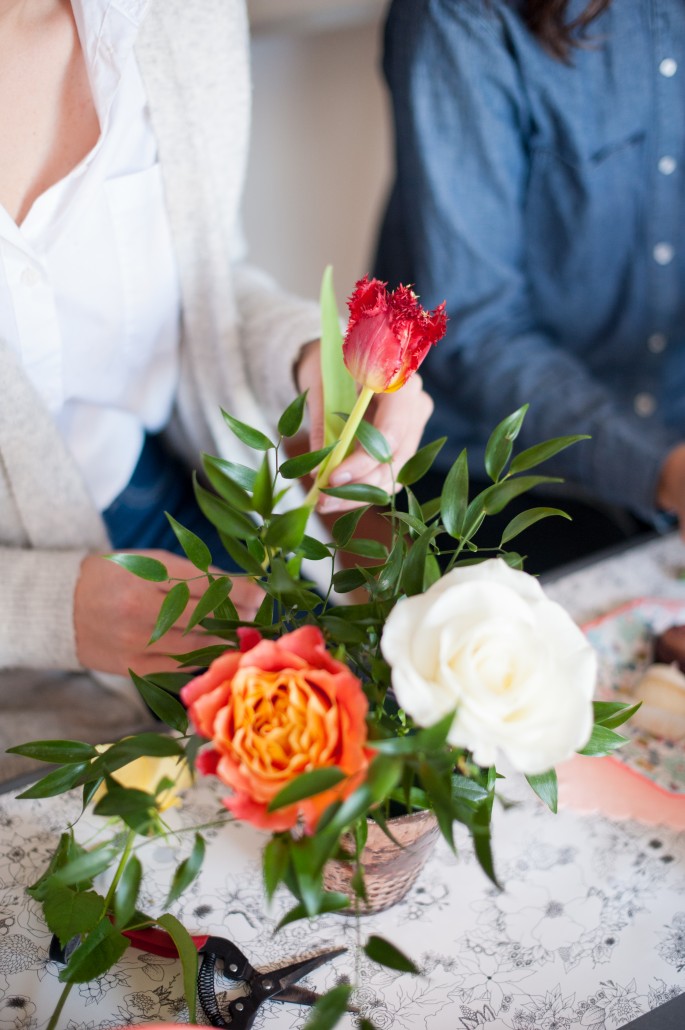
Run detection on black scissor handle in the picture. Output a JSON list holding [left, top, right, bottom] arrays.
[[198, 950, 263, 1029]]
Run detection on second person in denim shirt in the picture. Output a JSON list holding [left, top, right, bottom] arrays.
[[375, 0, 685, 569]]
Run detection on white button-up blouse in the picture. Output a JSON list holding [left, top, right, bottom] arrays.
[[0, 0, 181, 510]]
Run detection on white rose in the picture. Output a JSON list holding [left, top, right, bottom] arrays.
[[380, 558, 596, 774]]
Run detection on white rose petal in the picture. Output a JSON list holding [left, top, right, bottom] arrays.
[[380, 558, 596, 774]]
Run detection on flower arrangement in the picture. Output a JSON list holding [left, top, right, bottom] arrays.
[[9, 269, 638, 1030]]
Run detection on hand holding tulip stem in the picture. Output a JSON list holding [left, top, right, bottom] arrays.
[[299, 276, 446, 510]]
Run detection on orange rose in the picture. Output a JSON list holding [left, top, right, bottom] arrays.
[[181, 627, 369, 832]]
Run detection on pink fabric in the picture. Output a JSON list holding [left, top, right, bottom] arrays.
[[558, 754, 685, 829]]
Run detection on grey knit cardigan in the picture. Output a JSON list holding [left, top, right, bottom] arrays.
[[1, 0, 321, 675]]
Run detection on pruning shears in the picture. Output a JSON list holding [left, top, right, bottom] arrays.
[[51, 926, 352, 1029]]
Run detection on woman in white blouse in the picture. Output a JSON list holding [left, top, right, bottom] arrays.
[[0, 0, 431, 685]]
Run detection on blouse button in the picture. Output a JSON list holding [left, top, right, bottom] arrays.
[[658, 156, 677, 175], [659, 58, 678, 77], [634, 392, 657, 417], [648, 332, 668, 353], [653, 242, 675, 265]]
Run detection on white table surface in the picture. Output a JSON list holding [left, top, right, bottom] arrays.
[[2, 534, 685, 1030]]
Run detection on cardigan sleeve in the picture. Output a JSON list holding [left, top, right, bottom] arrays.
[[232, 263, 323, 422], [0, 547, 87, 672]]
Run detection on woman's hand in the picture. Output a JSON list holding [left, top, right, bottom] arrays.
[[74, 550, 263, 677], [296, 340, 434, 512]]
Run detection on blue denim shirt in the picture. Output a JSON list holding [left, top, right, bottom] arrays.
[[374, 0, 685, 518]]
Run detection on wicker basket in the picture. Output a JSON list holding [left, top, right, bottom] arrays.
[[322, 808, 440, 913]]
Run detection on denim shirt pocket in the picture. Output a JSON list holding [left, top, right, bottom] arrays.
[[524, 129, 647, 317]]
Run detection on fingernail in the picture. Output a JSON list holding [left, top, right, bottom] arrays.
[[329, 471, 351, 486]]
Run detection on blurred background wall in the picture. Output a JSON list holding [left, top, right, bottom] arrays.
[[244, 0, 390, 309]]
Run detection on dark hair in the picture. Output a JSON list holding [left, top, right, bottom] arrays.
[[520, 0, 612, 60]]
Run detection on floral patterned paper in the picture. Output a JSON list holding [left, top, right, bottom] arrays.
[[0, 770, 683, 1030]]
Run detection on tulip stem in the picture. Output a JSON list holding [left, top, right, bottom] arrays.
[[305, 386, 375, 509]]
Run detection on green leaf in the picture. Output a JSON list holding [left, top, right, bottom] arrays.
[[318, 614, 367, 645], [340, 538, 388, 560], [509, 434, 590, 475], [44, 886, 104, 945], [331, 567, 368, 593], [291, 840, 324, 915], [268, 767, 346, 811], [440, 449, 469, 537], [114, 855, 142, 928], [91, 734, 184, 780], [592, 700, 641, 729], [278, 390, 308, 438], [401, 525, 441, 596], [451, 774, 490, 804], [263, 836, 290, 900], [221, 409, 274, 450], [526, 769, 558, 813], [263, 505, 311, 552], [51, 844, 120, 888], [480, 475, 563, 515], [500, 506, 571, 545], [105, 554, 168, 582], [484, 405, 529, 482], [251, 454, 274, 517], [169, 644, 229, 667], [194, 475, 258, 539], [202, 455, 257, 492], [156, 913, 198, 1024], [93, 782, 160, 835], [148, 581, 190, 644], [320, 266, 358, 446], [299, 534, 333, 560], [184, 577, 233, 633], [17, 761, 92, 799], [59, 918, 129, 984], [253, 591, 275, 627], [166, 833, 206, 907], [331, 505, 371, 547], [280, 445, 335, 480], [472, 820, 499, 887], [6, 740, 98, 764], [201, 454, 254, 511], [364, 936, 420, 974], [577, 724, 629, 757], [365, 755, 403, 804], [302, 983, 353, 1030], [144, 671, 194, 693], [129, 671, 188, 734], [355, 420, 392, 463], [325, 784, 375, 838], [398, 436, 447, 486], [219, 533, 266, 576], [165, 514, 212, 571], [322, 483, 391, 506], [276, 891, 349, 930]]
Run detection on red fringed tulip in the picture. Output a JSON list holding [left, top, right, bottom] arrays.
[[343, 276, 447, 393]]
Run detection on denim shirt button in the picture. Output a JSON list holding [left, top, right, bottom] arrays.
[[653, 242, 675, 265], [658, 156, 677, 175], [659, 58, 678, 77], [634, 392, 657, 417], [648, 333, 668, 353]]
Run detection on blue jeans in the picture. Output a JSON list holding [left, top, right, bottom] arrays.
[[102, 433, 233, 566]]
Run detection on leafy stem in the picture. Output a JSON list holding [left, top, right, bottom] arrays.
[[305, 385, 375, 507]]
